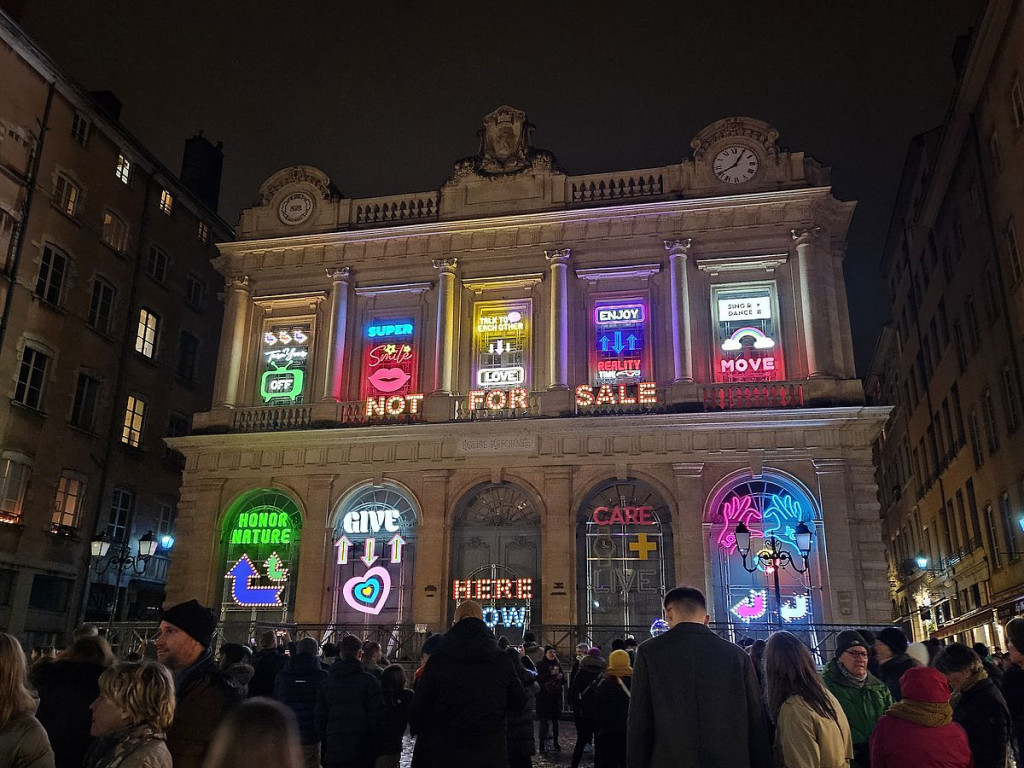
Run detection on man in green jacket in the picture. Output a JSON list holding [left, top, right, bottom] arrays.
[[822, 630, 893, 768]]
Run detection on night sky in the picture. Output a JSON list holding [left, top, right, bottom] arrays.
[[19, 1, 983, 374]]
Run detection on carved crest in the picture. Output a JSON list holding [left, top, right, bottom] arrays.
[[478, 106, 532, 174], [690, 117, 780, 162], [258, 165, 341, 205]]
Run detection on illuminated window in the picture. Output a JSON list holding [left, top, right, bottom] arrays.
[[260, 323, 311, 405], [70, 373, 101, 431], [589, 297, 649, 386], [71, 113, 90, 146], [88, 277, 115, 333], [0, 458, 31, 525], [146, 246, 168, 282], [361, 318, 417, 399], [107, 488, 133, 540], [52, 472, 86, 534], [121, 395, 146, 448], [158, 189, 174, 215], [35, 244, 66, 306], [53, 174, 79, 216], [185, 274, 205, 308], [135, 308, 159, 358], [711, 283, 784, 383], [115, 154, 132, 184], [101, 211, 128, 252], [198, 221, 210, 244], [14, 346, 50, 410], [472, 300, 531, 390]]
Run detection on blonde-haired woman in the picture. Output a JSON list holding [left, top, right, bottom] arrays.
[[203, 699, 302, 768], [85, 662, 176, 768], [0, 632, 54, 768]]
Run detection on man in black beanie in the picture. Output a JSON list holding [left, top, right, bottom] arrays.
[[157, 599, 243, 768], [874, 626, 919, 701]]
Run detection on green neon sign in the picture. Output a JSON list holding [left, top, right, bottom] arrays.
[[229, 506, 296, 545], [261, 362, 305, 403]]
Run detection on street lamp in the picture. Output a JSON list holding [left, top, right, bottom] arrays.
[[735, 521, 813, 623], [915, 553, 930, 570], [90, 530, 158, 631]]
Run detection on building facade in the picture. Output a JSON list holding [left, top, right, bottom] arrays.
[[0, 11, 231, 645], [167, 108, 890, 647], [870, 0, 1024, 647]]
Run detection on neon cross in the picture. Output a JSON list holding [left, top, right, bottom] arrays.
[[628, 533, 658, 561]]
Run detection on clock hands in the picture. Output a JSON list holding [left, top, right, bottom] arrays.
[[723, 150, 748, 173]]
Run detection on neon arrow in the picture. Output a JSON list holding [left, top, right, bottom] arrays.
[[626, 334, 638, 351], [598, 335, 610, 352], [781, 594, 810, 622], [388, 534, 406, 564], [227, 555, 283, 607], [611, 331, 626, 354], [265, 552, 288, 581], [335, 535, 352, 565], [360, 538, 379, 567]]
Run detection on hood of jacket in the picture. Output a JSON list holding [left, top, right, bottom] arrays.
[[328, 656, 366, 679], [579, 654, 607, 672], [227, 662, 254, 686], [439, 617, 500, 663], [285, 653, 322, 674]]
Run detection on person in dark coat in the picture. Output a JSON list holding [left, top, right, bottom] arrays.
[[874, 626, 919, 701], [626, 586, 771, 768], [593, 650, 632, 768], [30, 635, 114, 768], [1004, 618, 1024, 763], [156, 599, 244, 768], [974, 643, 1004, 688], [535, 646, 566, 752], [378, 664, 414, 768], [314, 634, 383, 768], [869, 666, 972, 768], [935, 642, 1012, 768], [569, 643, 590, 687], [568, 649, 606, 768], [249, 631, 287, 698], [505, 650, 539, 768], [217, 643, 255, 696], [409, 599, 528, 768], [412, 633, 444, 691], [274, 637, 329, 768]]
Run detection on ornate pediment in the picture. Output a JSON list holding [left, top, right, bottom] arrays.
[[258, 165, 341, 205], [446, 105, 563, 185], [690, 117, 780, 162]]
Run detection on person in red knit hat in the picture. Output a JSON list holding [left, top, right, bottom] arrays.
[[869, 666, 972, 768]]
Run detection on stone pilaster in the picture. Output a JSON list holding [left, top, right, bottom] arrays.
[[321, 268, 351, 401], [545, 249, 571, 390], [540, 467, 574, 625], [813, 458, 861, 624], [413, 470, 450, 629], [294, 475, 334, 623], [671, 462, 707, 596], [665, 240, 694, 382], [165, 478, 225, 607], [213, 277, 250, 407], [432, 259, 458, 395]]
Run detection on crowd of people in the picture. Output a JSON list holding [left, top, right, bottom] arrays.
[[3, 588, 1024, 768]]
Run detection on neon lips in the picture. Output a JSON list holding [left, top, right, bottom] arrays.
[[367, 368, 411, 393]]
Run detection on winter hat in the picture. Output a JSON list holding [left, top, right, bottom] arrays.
[[296, 637, 319, 657], [1006, 618, 1024, 652], [454, 599, 484, 623], [876, 627, 909, 656], [161, 599, 217, 648], [899, 666, 951, 704], [907, 641, 931, 667], [606, 649, 632, 678], [587, 648, 603, 658], [834, 630, 868, 658], [421, 633, 444, 656]]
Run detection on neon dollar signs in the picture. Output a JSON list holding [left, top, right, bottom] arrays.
[[342, 566, 392, 615], [781, 594, 810, 622], [730, 590, 768, 623], [265, 552, 288, 582], [227, 554, 284, 607]]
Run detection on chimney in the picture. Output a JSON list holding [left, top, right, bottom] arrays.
[[180, 132, 223, 212], [88, 90, 122, 121]]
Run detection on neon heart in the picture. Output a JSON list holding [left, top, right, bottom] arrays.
[[343, 566, 391, 615]]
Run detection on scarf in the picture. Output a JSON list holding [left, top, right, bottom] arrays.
[[886, 699, 953, 727], [837, 660, 868, 688], [950, 668, 988, 709], [86, 724, 166, 768]]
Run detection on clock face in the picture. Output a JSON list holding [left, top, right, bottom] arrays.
[[278, 192, 315, 225], [713, 146, 760, 184]]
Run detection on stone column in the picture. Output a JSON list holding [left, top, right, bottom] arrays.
[[213, 276, 250, 408], [165, 478, 225, 607], [671, 463, 707, 595], [540, 467, 574, 626], [545, 249, 571, 390], [792, 229, 825, 378], [413, 470, 450, 630], [665, 240, 694, 382], [432, 259, 458, 395], [321, 267, 351, 401], [295, 475, 333, 623], [833, 245, 856, 379]]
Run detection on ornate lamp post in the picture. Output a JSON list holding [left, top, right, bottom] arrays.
[[90, 530, 158, 632], [734, 521, 813, 623]]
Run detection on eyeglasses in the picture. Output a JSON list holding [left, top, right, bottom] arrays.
[[843, 650, 870, 659]]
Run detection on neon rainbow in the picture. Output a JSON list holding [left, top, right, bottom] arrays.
[[721, 326, 775, 351]]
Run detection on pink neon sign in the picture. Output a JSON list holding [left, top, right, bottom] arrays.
[[342, 566, 392, 615]]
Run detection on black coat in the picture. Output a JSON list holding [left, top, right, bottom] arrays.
[[248, 648, 287, 698], [274, 654, 328, 745], [314, 657, 383, 768], [877, 653, 919, 701], [595, 676, 631, 768], [626, 622, 772, 768], [379, 688, 413, 757], [1003, 665, 1024, 760], [569, 655, 606, 716], [952, 676, 1012, 768], [506, 663, 539, 759], [30, 660, 104, 768], [535, 656, 566, 719], [408, 617, 528, 768]]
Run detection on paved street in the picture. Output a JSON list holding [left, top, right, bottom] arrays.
[[398, 720, 594, 767]]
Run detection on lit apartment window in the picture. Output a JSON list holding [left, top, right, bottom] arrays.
[[158, 189, 174, 215], [984, 386, 1000, 454], [146, 246, 168, 282], [107, 489, 133, 540], [185, 274, 205, 308], [14, 345, 50, 410], [198, 221, 210, 244], [121, 395, 146, 448], [101, 211, 128, 253], [114, 154, 132, 184], [70, 373, 101, 431], [35, 244, 67, 306], [990, 131, 1003, 174], [52, 472, 86, 534], [1002, 364, 1020, 434], [135, 309, 159, 358], [1007, 221, 1021, 282], [53, 174, 79, 216], [0, 458, 31, 524], [71, 113, 90, 146], [87, 277, 115, 334], [1013, 78, 1024, 129]]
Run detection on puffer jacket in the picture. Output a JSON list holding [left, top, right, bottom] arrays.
[[952, 675, 1011, 768], [821, 658, 893, 768], [877, 654, 919, 702], [506, 660, 539, 759], [274, 653, 328, 745], [314, 657, 383, 766]]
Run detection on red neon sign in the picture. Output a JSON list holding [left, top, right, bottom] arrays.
[[591, 505, 655, 525], [361, 321, 417, 398]]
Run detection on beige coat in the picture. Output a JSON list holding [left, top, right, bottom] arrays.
[[774, 691, 853, 768], [0, 713, 55, 768]]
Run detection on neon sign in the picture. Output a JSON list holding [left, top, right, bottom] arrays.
[[591, 506, 656, 525], [474, 301, 530, 392], [713, 286, 783, 383], [592, 299, 648, 385], [575, 383, 657, 408], [781, 594, 810, 622], [226, 554, 285, 607], [367, 322, 414, 338], [722, 326, 775, 351], [342, 508, 402, 535], [482, 605, 528, 629], [261, 324, 311, 405], [229, 509, 296, 545], [261, 363, 304, 403], [467, 388, 530, 411], [342, 566, 392, 615], [362, 319, 416, 398], [365, 393, 424, 417], [452, 578, 533, 601], [730, 589, 768, 623], [718, 297, 771, 321]]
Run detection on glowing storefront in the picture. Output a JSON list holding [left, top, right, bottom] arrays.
[[166, 111, 890, 643]]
